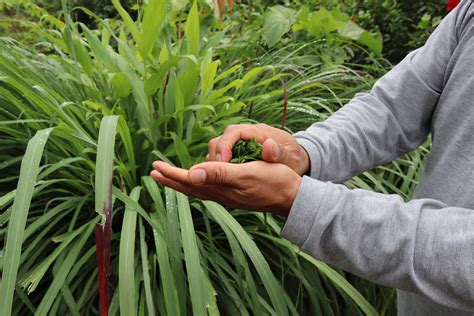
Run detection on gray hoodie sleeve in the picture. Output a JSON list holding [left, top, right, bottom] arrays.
[[281, 177, 474, 311], [281, 1, 474, 312]]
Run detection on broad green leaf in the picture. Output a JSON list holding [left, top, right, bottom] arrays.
[[338, 22, 383, 55], [170, 132, 192, 169], [139, 0, 166, 59], [72, 37, 93, 75], [95, 116, 118, 218], [0, 128, 53, 316], [111, 0, 140, 41], [337, 22, 364, 40], [308, 8, 344, 37], [186, 1, 200, 56], [119, 187, 141, 316], [263, 6, 297, 47], [357, 31, 383, 56], [200, 60, 220, 99], [178, 58, 200, 106], [111, 73, 131, 98], [159, 43, 170, 63]]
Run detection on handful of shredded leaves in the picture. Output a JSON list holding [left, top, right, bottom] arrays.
[[230, 138, 263, 163]]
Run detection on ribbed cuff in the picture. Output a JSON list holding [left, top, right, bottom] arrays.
[[280, 176, 329, 247], [293, 135, 323, 179]]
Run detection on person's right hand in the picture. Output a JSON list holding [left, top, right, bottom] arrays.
[[206, 123, 310, 176]]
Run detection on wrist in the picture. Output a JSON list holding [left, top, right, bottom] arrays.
[[296, 145, 310, 176], [279, 173, 302, 217]]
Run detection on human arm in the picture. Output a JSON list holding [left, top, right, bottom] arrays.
[[150, 159, 474, 311], [281, 176, 474, 311]]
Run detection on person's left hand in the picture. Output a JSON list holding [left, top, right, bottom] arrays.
[[150, 160, 302, 216]]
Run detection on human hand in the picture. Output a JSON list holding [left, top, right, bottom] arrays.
[[207, 123, 310, 176], [150, 160, 302, 216]]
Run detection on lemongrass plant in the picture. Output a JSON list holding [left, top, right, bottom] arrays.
[[0, 0, 382, 315]]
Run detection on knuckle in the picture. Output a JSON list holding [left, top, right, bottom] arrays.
[[214, 167, 227, 184], [208, 138, 217, 147], [225, 124, 238, 133]]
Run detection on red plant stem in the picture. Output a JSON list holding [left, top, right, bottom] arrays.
[[163, 71, 171, 97], [175, 21, 184, 39], [95, 224, 109, 316], [95, 180, 113, 316], [280, 78, 287, 129]]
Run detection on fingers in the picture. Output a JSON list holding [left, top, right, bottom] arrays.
[[151, 161, 241, 187], [152, 161, 188, 184], [215, 124, 269, 162], [261, 138, 283, 163], [150, 170, 187, 192], [189, 162, 243, 186], [207, 136, 220, 161], [150, 170, 208, 200]]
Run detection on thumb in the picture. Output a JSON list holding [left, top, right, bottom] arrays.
[[188, 162, 238, 186], [262, 138, 286, 163]]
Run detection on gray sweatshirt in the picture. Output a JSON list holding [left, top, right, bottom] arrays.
[[281, 1, 474, 314]]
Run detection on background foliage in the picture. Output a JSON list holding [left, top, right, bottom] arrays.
[[0, 0, 441, 315]]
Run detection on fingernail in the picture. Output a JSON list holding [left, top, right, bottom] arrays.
[[272, 141, 280, 159], [189, 169, 207, 184], [216, 153, 221, 162]]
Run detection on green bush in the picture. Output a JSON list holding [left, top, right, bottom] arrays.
[[329, 0, 447, 62]]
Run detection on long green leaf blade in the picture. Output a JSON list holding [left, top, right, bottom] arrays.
[[177, 192, 207, 316], [119, 187, 141, 316], [95, 115, 118, 217], [0, 128, 53, 316], [138, 217, 156, 316], [111, 0, 140, 41], [138, 0, 166, 59], [203, 201, 289, 316], [186, 1, 199, 56]]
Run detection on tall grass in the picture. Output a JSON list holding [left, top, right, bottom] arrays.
[[0, 0, 427, 315]]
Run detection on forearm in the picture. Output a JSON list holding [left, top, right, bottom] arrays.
[[293, 70, 436, 182], [281, 176, 474, 311]]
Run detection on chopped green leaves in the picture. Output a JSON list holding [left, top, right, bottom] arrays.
[[230, 138, 263, 164]]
